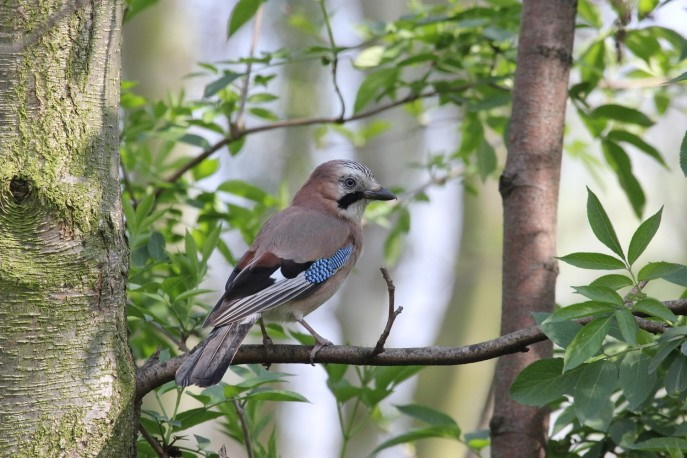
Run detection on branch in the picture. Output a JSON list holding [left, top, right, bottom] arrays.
[[138, 423, 168, 458], [156, 89, 442, 193], [135, 298, 687, 398], [233, 399, 254, 458]]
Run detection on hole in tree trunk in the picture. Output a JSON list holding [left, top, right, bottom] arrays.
[[9, 177, 30, 204]]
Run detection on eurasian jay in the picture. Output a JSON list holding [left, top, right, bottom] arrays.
[[176, 160, 396, 387]]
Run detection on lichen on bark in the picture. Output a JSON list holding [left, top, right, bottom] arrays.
[[0, 0, 136, 455]]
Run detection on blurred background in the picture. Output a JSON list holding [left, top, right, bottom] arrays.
[[124, 1, 687, 456]]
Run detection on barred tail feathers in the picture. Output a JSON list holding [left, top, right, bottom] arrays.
[[175, 315, 258, 387]]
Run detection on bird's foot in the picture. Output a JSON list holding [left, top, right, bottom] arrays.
[[298, 318, 333, 366], [309, 337, 333, 366], [258, 317, 274, 369]]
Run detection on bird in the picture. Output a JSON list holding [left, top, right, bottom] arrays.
[[176, 159, 396, 387]]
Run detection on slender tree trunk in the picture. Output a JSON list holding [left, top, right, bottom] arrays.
[[0, 0, 135, 455], [490, 1, 576, 456]]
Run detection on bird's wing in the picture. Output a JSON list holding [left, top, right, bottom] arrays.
[[204, 207, 354, 327]]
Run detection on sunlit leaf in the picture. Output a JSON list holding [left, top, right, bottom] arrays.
[[628, 207, 663, 266]]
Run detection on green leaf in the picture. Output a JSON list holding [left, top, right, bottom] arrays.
[[638, 0, 659, 18], [586, 187, 624, 259], [477, 139, 497, 181], [218, 180, 275, 205], [573, 285, 624, 306], [396, 404, 458, 427], [614, 308, 638, 345], [558, 252, 626, 270], [665, 355, 687, 395], [204, 71, 242, 98], [146, 232, 167, 260], [628, 207, 663, 265], [564, 316, 612, 371], [638, 262, 686, 282], [607, 130, 667, 168], [591, 104, 654, 127], [627, 437, 687, 452], [632, 298, 677, 323], [649, 339, 682, 373], [681, 129, 687, 178], [509, 358, 579, 406], [540, 319, 583, 349], [174, 408, 224, 431], [227, 0, 263, 38], [353, 45, 385, 68], [547, 301, 616, 323], [192, 158, 220, 181], [667, 71, 687, 85], [243, 389, 309, 402], [619, 351, 656, 409], [573, 360, 617, 431], [354, 68, 399, 113], [179, 134, 210, 149], [665, 266, 687, 287], [248, 107, 280, 121], [601, 140, 646, 218], [371, 426, 461, 455], [590, 274, 633, 290], [579, 39, 605, 88]]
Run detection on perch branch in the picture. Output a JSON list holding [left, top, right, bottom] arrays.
[[135, 298, 687, 398]]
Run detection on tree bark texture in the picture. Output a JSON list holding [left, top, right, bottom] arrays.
[[491, 1, 577, 456], [0, 1, 135, 456]]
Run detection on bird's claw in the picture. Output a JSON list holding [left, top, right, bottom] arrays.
[[309, 338, 333, 366]]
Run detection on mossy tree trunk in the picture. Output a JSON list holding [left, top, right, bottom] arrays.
[[0, 0, 136, 456]]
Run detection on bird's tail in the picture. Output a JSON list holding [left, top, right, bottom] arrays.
[[175, 316, 258, 387]]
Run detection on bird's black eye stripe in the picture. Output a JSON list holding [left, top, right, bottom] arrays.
[[337, 191, 364, 209], [342, 177, 357, 189]]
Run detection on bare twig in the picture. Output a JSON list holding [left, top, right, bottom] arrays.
[[318, 0, 346, 119], [372, 268, 403, 356], [233, 399, 255, 458], [135, 297, 687, 398], [234, 4, 264, 132], [138, 423, 168, 458]]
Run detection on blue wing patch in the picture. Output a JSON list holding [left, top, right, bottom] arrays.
[[304, 245, 353, 284]]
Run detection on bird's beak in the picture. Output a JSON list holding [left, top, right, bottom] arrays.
[[364, 187, 396, 201]]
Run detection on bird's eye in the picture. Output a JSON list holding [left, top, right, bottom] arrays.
[[343, 177, 357, 188]]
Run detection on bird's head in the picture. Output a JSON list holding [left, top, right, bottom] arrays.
[[293, 160, 396, 222]]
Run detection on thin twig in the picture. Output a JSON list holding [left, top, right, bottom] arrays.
[[372, 268, 403, 356], [138, 423, 168, 458], [234, 4, 264, 132], [318, 0, 346, 119], [233, 399, 254, 458]]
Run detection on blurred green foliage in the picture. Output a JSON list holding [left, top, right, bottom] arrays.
[[121, 0, 687, 456]]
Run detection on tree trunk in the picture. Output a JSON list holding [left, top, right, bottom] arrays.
[[0, 0, 135, 455], [490, 1, 576, 456]]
